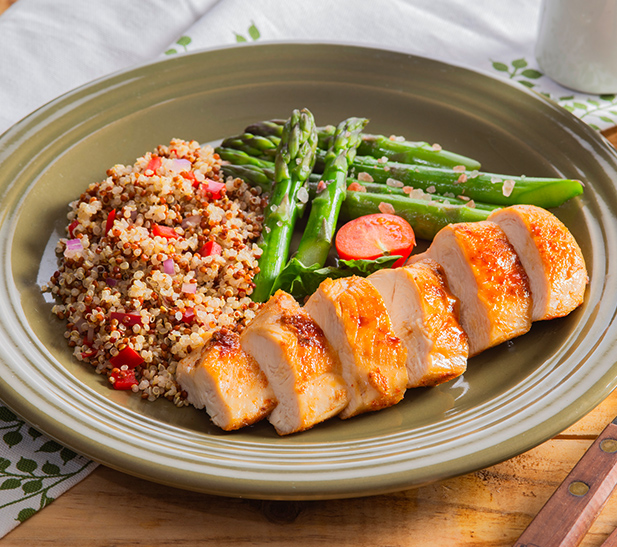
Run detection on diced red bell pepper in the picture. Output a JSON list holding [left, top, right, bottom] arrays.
[[68, 220, 79, 238], [145, 156, 161, 175], [105, 209, 117, 235], [180, 308, 196, 324], [110, 368, 138, 390], [181, 170, 199, 188], [80, 349, 98, 359], [199, 179, 226, 200], [109, 346, 144, 369], [152, 224, 179, 239], [110, 311, 143, 327], [198, 240, 222, 257]]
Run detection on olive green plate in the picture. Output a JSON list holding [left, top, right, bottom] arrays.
[[0, 43, 616, 500]]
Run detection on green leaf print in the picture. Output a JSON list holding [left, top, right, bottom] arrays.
[[1, 479, 21, 490], [16, 458, 37, 474], [234, 22, 262, 43], [490, 58, 544, 88], [60, 448, 78, 464], [248, 23, 261, 41], [164, 35, 193, 55], [16, 508, 37, 523], [22, 480, 43, 494], [3, 431, 22, 448], [42, 462, 60, 475], [37, 440, 63, 453], [0, 407, 17, 422], [27, 428, 42, 440]]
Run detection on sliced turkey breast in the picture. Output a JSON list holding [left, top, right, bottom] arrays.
[[488, 204, 588, 321], [240, 290, 349, 435], [176, 329, 276, 431], [414, 221, 532, 356], [304, 275, 408, 419], [368, 258, 468, 388]]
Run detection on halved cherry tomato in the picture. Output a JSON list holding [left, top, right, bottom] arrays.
[[145, 156, 161, 175], [335, 213, 415, 268], [110, 368, 138, 390], [198, 240, 222, 257], [152, 224, 179, 239]]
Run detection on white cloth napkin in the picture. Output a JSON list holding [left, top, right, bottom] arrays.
[[0, 0, 613, 537]]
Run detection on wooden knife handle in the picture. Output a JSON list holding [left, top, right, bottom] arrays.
[[514, 420, 617, 547]]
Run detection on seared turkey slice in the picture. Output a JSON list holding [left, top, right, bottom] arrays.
[[304, 276, 408, 419], [176, 329, 276, 431], [488, 204, 588, 321], [240, 290, 349, 435], [368, 258, 468, 388], [416, 221, 532, 356]]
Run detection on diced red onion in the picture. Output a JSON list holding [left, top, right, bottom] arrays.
[[163, 258, 175, 275], [87, 327, 95, 344], [182, 283, 196, 294], [169, 158, 192, 173], [106, 277, 117, 287], [181, 215, 202, 229], [66, 238, 82, 251], [64, 238, 84, 259], [75, 318, 88, 333]]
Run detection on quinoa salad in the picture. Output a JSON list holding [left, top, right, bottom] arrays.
[[43, 139, 266, 406]]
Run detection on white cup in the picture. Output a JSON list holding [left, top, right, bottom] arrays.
[[535, 0, 617, 94]]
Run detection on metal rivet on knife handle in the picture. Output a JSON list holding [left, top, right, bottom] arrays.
[[601, 439, 617, 453], [568, 481, 590, 497]]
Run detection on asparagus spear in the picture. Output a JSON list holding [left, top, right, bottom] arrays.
[[340, 191, 492, 241], [221, 161, 499, 215], [309, 178, 500, 212], [245, 119, 481, 170], [219, 143, 583, 210], [271, 117, 368, 296], [292, 117, 368, 268], [216, 147, 274, 169], [220, 133, 278, 160], [221, 159, 493, 241], [347, 155, 584, 209], [221, 163, 274, 194], [250, 108, 318, 303]]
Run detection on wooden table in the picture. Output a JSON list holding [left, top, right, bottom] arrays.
[[3, 2, 617, 544]]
